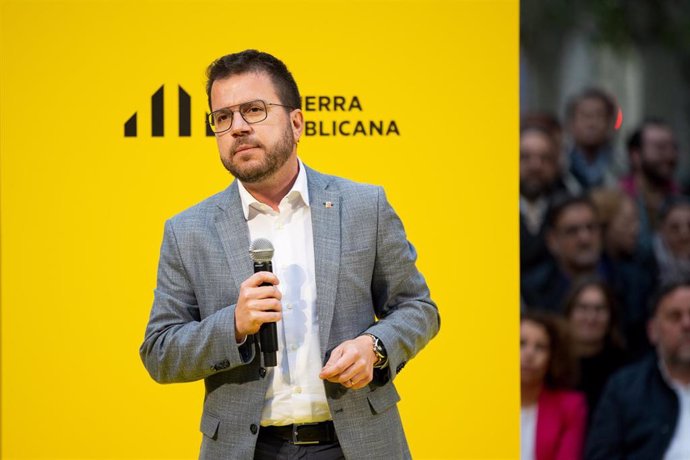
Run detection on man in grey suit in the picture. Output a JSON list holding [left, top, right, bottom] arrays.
[[140, 49, 439, 459]]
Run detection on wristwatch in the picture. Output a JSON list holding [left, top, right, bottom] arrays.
[[362, 333, 388, 368]]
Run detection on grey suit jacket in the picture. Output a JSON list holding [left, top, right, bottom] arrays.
[[140, 166, 439, 459]]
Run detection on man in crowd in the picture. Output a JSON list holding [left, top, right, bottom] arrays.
[[139, 50, 439, 459], [586, 281, 690, 459], [520, 115, 580, 273], [565, 87, 621, 190], [521, 195, 604, 311], [620, 118, 681, 251]]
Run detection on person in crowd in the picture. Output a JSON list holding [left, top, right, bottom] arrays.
[[586, 280, 690, 459], [590, 188, 657, 358], [521, 312, 587, 460], [620, 118, 680, 252], [565, 87, 621, 190], [562, 278, 626, 416], [654, 197, 690, 285], [520, 116, 570, 273], [522, 194, 605, 311]]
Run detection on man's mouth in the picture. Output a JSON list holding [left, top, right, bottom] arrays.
[[234, 144, 259, 155]]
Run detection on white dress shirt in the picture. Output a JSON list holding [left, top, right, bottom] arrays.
[[664, 376, 690, 460], [237, 159, 331, 426], [520, 404, 537, 460]]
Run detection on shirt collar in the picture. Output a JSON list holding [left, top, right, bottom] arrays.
[[658, 357, 690, 393], [237, 158, 310, 220]]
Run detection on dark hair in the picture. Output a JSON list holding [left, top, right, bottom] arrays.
[[521, 311, 578, 389], [648, 279, 690, 317], [545, 193, 598, 230], [521, 112, 562, 138], [562, 277, 625, 349], [205, 49, 301, 111], [565, 87, 616, 122], [626, 117, 672, 154], [658, 195, 690, 224]]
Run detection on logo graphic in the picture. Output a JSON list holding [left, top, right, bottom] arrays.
[[125, 85, 212, 137], [125, 87, 399, 138]]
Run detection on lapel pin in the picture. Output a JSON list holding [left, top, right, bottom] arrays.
[[324, 201, 334, 208]]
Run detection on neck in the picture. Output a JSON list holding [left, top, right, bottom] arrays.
[[635, 172, 667, 200], [521, 383, 542, 407], [573, 340, 604, 357], [578, 144, 600, 162], [242, 155, 299, 211], [605, 245, 621, 261], [665, 360, 690, 386], [560, 261, 596, 280]]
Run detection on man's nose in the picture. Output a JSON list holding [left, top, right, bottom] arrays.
[[229, 112, 252, 136], [681, 311, 690, 329]]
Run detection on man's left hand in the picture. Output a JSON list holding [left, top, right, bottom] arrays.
[[319, 336, 376, 390]]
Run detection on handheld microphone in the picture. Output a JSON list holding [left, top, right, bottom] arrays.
[[249, 238, 278, 367]]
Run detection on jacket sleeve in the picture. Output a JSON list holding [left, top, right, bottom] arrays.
[[139, 219, 254, 383], [585, 377, 625, 460], [555, 392, 588, 460], [364, 187, 440, 382]]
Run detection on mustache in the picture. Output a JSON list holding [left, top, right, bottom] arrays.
[[231, 137, 264, 154]]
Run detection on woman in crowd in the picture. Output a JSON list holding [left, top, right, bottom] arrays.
[[521, 312, 587, 460], [562, 278, 626, 417], [654, 196, 690, 284], [590, 187, 656, 359]]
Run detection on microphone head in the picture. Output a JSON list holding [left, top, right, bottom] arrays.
[[249, 238, 274, 263]]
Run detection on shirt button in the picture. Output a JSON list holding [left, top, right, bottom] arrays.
[[294, 387, 302, 394], [286, 303, 293, 310], [250, 424, 258, 434], [290, 344, 297, 352]]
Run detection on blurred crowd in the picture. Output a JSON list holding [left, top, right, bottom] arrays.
[[519, 87, 690, 459]]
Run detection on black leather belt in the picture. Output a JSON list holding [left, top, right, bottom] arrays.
[[260, 421, 337, 445]]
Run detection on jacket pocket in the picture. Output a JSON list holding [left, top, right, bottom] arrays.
[[367, 383, 401, 414], [200, 411, 220, 440]]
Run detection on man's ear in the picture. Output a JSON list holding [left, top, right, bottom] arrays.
[[291, 109, 304, 143], [647, 317, 659, 345], [546, 229, 559, 257]]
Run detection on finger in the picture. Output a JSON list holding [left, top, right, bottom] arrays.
[[319, 347, 346, 379], [350, 372, 373, 390], [250, 285, 282, 300], [254, 310, 282, 324], [242, 272, 279, 289], [339, 370, 369, 389], [336, 358, 367, 383], [244, 311, 282, 334], [322, 351, 357, 380]]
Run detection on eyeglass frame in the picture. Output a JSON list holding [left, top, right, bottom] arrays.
[[207, 99, 295, 134]]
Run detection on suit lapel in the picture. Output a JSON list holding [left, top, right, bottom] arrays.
[[214, 182, 253, 294], [306, 167, 341, 355]]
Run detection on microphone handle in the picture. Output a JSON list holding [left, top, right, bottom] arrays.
[[254, 261, 278, 367]]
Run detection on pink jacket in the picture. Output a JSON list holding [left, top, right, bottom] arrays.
[[536, 389, 588, 460]]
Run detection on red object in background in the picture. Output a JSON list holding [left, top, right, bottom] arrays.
[[615, 107, 623, 130]]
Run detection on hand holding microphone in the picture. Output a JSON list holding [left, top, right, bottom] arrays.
[[233, 239, 280, 367]]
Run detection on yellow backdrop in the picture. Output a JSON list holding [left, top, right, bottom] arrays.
[[0, 0, 518, 458]]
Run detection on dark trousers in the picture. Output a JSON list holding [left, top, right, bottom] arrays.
[[253, 429, 346, 460]]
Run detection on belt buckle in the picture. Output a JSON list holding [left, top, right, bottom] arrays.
[[292, 422, 320, 445]]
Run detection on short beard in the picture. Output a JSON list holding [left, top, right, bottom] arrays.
[[222, 123, 294, 183], [641, 160, 673, 188]]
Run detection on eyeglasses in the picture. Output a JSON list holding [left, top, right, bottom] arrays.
[[207, 100, 293, 134]]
